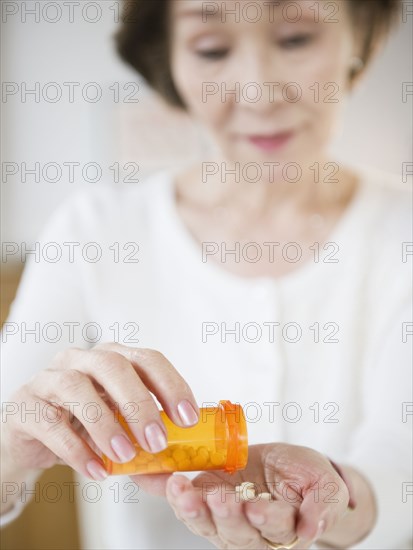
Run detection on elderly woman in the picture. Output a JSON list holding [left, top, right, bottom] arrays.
[[1, 1, 411, 549]]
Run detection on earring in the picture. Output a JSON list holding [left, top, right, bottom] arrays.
[[349, 56, 364, 73]]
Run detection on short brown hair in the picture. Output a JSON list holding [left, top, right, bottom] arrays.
[[114, 0, 402, 109]]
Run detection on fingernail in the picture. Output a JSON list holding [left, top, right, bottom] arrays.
[[86, 459, 108, 481], [177, 400, 199, 426], [145, 422, 168, 453], [317, 519, 326, 538], [246, 511, 265, 525], [111, 434, 136, 462]]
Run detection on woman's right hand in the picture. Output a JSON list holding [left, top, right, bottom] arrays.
[[2, 343, 199, 481]]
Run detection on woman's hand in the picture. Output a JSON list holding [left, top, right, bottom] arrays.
[[163, 443, 350, 549], [1, 343, 199, 481]]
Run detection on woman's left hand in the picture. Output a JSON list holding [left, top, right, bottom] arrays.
[[161, 443, 350, 549]]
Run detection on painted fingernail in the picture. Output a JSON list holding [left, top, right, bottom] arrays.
[[145, 422, 168, 453], [177, 400, 199, 426], [86, 459, 108, 481], [246, 511, 265, 525], [111, 434, 136, 462], [317, 519, 326, 538]]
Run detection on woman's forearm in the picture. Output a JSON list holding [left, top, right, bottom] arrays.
[[316, 465, 376, 548]]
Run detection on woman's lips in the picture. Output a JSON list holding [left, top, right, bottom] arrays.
[[246, 131, 294, 151]]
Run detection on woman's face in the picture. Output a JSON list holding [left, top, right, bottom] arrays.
[[170, 0, 358, 177]]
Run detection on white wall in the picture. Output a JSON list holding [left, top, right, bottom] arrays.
[[1, 1, 412, 244]]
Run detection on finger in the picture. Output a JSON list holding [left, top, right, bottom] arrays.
[[166, 475, 220, 543], [129, 472, 172, 497], [33, 368, 137, 464], [95, 344, 200, 427], [207, 484, 264, 549], [56, 347, 169, 454], [18, 393, 108, 481], [296, 473, 349, 541], [244, 499, 298, 546]]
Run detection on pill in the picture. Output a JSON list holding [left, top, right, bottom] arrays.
[[210, 451, 225, 466], [147, 462, 160, 473], [236, 482, 258, 501], [197, 447, 209, 460], [113, 441, 233, 475], [240, 482, 255, 491], [172, 448, 187, 462], [235, 482, 275, 503], [240, 482, 256, 494], [192, 454, 208, 469], [177, 458, 192, 470], [138, 450, 154, 461], [161, 458, 176, 471], [188, 447, 196, 459]]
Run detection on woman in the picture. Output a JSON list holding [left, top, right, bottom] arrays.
[[1, 0, 411, 548]]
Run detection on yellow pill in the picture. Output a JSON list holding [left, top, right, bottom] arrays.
[[161, 458, 176, 471], [197, 447, 209, 460], [188, 447, 196, 459], [177, 458, 192, 471], [139, 451, 153, 460], [147, 462, 160, 473], [153, 450, 166, 459], [172, 448, 187, 462], [210, 451, 225, 466], [112, 463, 125, 474], [192, 454, 207, 469]]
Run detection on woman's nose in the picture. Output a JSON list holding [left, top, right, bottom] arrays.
[[229, 49, 287, 114]]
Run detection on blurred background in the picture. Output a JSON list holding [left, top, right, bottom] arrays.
[[1, 1, 412, 548]]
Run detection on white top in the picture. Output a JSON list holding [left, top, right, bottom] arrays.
[[1, 168, 412, 549]]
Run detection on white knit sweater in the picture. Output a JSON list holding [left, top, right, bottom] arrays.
[[1, 167, 412, 549]]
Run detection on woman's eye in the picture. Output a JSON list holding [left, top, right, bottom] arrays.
[[279, 34, 313, 49], [195, 49, 229, 61]]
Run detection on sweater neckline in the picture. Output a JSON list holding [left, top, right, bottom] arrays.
[[154, 166, 370, 293]]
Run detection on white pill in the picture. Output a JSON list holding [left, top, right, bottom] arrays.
[[243, 489, 257, 501], [239, 481, 255, 491]]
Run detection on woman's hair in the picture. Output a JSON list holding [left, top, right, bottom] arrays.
[[114, 0, 401, 109]]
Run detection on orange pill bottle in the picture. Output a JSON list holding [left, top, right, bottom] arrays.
[[102, 400, 248, 475]]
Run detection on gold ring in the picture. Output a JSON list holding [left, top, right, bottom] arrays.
[[262, 535, 299, 549]]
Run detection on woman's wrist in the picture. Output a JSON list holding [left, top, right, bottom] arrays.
[[316, 464, 377, 548], [0, 426, 41, 515], [0, 461, 40, 516]]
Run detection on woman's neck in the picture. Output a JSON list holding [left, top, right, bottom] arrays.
[[175, 157, 358, 219], [173, 157, 360, 278]]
